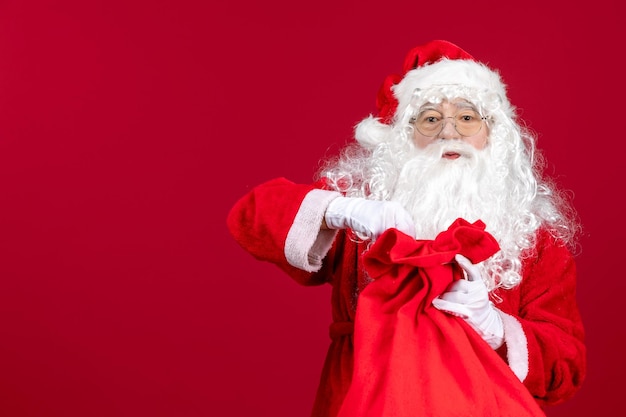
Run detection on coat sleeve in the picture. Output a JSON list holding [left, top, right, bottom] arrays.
[[226, 177, 341, 286], [497, 231, 586, 406]]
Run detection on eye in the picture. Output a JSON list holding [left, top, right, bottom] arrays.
[[456, 110, 480, 123], [418, 110, 442, 124]]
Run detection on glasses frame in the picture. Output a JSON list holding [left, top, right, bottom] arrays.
[[409, 109, 489, 138]]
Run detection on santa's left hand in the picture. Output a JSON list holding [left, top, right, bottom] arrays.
[[432, 254, 504, 349]]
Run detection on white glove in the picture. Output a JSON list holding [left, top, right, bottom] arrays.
[[432, 254, 504, 349], [324, 196, 416, 240]]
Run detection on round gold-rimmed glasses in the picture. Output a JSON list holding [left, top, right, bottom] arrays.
[[410, 108, 488, 137]]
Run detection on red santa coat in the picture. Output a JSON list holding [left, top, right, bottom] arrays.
[[227, 177, 586, 417]]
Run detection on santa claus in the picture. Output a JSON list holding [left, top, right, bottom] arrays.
[[227, 40, 585, 417]]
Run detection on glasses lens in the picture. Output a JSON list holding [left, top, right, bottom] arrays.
[[454, 110, 483, 136], [415, 110, 443, 136], [413, 109, 484, 137]]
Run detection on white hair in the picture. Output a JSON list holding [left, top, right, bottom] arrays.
[[317, 76, 579, 291]]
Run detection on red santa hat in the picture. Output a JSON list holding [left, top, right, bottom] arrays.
[[376, 40, 472, 123], [355, 40, 511, 146]]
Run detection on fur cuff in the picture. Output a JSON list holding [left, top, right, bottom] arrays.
[[498, 310, 530, 382], [284, 189, 340, 272]]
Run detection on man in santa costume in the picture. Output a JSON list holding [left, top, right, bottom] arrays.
[[227, 40, 585, 416]]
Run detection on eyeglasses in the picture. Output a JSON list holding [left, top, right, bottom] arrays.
[[410, 108, 488, 137]]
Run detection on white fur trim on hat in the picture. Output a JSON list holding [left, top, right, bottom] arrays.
[[354, 58, 513, 148], [393, 58, 511, 119]]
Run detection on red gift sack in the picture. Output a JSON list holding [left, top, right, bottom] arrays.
[[337, 218, 545, 417]]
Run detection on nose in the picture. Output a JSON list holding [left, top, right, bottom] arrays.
[[438, 117, 459, 140]]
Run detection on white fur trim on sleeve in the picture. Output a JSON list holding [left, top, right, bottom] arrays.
[[498, 310, 530, 382], [284, 189, 340, 272]]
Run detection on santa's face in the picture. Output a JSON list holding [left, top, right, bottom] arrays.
[[389, 104, 498, 239], [411, 99, 489, 154]]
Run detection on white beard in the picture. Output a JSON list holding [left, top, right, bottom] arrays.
[[390, 140, 503, 240], [322, 132, 553, 289]]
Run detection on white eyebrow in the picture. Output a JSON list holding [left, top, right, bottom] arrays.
[[452, 100, 479, 111], [418, 99, 479, 112], [417, 103, 440, 112]]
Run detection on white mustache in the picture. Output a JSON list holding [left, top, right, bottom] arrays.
[[437, 141, 478, 158], [412, 140, 478, 161]]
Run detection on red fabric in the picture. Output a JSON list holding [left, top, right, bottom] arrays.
[[337, 219, 546, 417], [376, 39, 474, 123], [228, 179, 586, 415], [376, 73, 403, 124], [401, 40, 474, 74]]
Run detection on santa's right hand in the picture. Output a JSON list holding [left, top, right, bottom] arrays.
[[324, 196, 416, 240]]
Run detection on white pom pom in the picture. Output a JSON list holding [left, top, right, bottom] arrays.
[[354, 116, 392, 148]]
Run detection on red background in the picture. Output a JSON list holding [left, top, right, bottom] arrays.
[[0, 1, 621, 416]]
